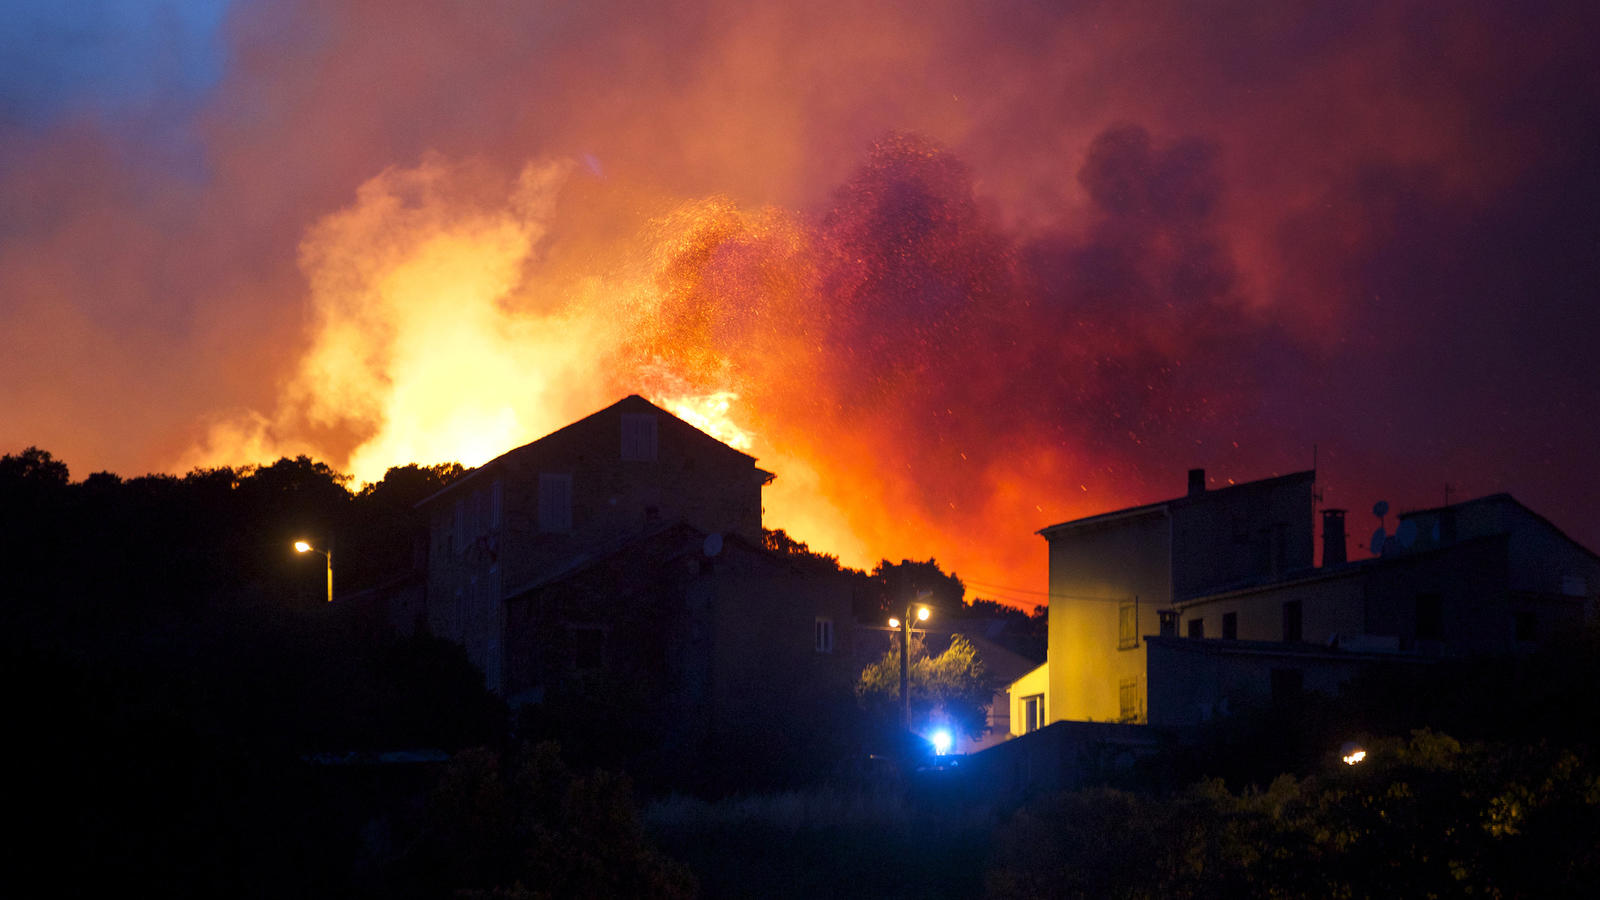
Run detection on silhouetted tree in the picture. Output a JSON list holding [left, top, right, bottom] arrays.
[[859, 557, 966, 621], [761, 527, 846, 571], [342, 462, 466, 590], [0, 446, 69, 485]]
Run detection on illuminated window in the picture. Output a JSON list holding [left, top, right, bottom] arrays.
[[1118, 678, 1140, 723], [815, 617, 834, 653], [538, 473, 573, 533], [1020, 694, 1045, 733], [621, 413, 658, 461], [1118, 601, 1139, 650]]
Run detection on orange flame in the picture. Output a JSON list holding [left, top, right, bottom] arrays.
[[177, 150, 1137, 607]]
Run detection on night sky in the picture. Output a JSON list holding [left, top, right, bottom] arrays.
[[4, 0, 1597, 606]]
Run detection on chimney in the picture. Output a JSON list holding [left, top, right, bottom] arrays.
[[1321, 509, 1347, 566], [1187, 468, 1206, 497]]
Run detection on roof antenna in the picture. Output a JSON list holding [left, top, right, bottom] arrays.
[[1443, 483, 1454, 507]]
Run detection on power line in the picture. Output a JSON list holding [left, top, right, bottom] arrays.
[[960, 577, 1136, 604]]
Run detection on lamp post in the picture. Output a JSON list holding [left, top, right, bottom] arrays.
[[294, 540, 332, 603], [887, 594, 932, 730]]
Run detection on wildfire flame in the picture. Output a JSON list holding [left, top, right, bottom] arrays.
[[178, 134, 1251, 607], [659, 391, 753, 452]]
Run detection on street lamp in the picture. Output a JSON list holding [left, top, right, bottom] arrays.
[[887, 595, 932, 730], [294, 540, 332, 603]]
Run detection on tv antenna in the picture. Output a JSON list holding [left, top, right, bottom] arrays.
[[1369, 500, 1390, 555]]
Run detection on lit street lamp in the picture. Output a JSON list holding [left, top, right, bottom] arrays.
[[294, 540, 332, 603], [887, 594, 932, 730]]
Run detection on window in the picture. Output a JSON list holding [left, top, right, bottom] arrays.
[[490, 479, 503, 530], [1118, 601, 1139, 649], [1282, 600, 1303, 643], [1158, 608, 1179, 637], [1222, 611, 1238, 640], [1561, 574, 1586, 597], [538, 473, 573, 533], [1415, 593, 1442, 640], [814, 617, 834, 653], [1187, 617, 1205, 639], [1118, 678, 1141, 723], [621, 413, 658, 461], [1020, 694, 1045, 733]]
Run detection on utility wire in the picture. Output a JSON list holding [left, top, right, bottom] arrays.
[[961, 576, 1135, 604]]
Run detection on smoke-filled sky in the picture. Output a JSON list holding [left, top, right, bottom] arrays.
[[4, 0, 1598, 607]]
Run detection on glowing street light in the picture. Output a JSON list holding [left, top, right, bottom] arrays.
[[294, 540, 333, 603], [889, 596, 932, 730], [1340, 741, 1367, 765]]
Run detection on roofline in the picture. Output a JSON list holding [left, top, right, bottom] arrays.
[[1037, 501, 1168, 537], [416, 393, 761, 509], [1398, 492, 1600, 565], [1038, 469, 1315, 538], [415, 457, 494, 509], [1395, 491, 1515, 521], [1172, 532, 1511, 608]]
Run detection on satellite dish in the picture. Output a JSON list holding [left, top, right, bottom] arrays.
[[1396, 519, 1418, 548], [1372, 500, 1389, 518], [1369, 527, 1387, 555], [703, 533, 723, 557]]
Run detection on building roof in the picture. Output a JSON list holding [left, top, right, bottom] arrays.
[[1398, 492, 1600, 565], [416, 394, 772, 509], [1171, 532, 1511, 609], [1037, 469, 1315, 538]]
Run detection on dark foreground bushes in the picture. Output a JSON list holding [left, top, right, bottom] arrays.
[[987, 730, 1600, 899]]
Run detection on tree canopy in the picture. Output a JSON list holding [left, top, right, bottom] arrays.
[[857, 633, 1001, 739]]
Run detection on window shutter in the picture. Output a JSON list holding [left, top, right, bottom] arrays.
[[538, 473, 573, 533], [621, 413, 658, 461]]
